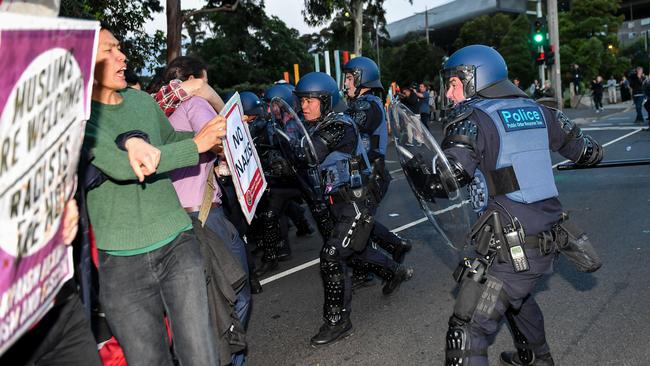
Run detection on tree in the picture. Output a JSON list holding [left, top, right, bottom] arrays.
[[60, 0, 166, 72], [166, 0, 239, 63], [190, 0, 312, 90], [453, 13, 512, 50], [499, 14, 537, 87], [302, 0, 403, 56], [558, 0, 627, 84]]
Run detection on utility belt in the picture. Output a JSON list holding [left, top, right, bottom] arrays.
[[466, 210, 602, 277], [326, 186, 370, 206]]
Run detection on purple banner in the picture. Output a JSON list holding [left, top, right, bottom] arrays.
[[0, 14, 98, 355]]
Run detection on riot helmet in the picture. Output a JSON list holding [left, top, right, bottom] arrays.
[[264, 84, 295, 108], [342, 56, 383, 97], [441, 45, 526, 109], [240, 91, 264, 117], [294, 72, 339, 120]]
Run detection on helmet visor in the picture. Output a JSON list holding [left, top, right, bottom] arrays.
[[441, 65, 476, 110]]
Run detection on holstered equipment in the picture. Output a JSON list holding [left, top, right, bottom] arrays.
[[552, 213, 602, 273]]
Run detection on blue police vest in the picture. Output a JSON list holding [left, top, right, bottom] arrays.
[[319, 114, 372, 194], [357, 94, 388, 157], [472, 98, 558, 204]]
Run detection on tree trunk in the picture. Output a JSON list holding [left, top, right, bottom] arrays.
[[167, 0, 182, 63], [352, 0, 363, 56]]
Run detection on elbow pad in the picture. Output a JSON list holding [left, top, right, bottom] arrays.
[[314, 121, 348, 150], [576, 135, 603, 166], [556, 110, 583, 148], [442, 118, 478, 152]]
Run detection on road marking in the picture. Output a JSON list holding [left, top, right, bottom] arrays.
[[583, 126, 644, 131], [261, 128, 643, 286]]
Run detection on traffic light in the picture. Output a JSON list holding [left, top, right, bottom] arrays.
[[531, 18, 548, 46], [545, 44, 555, 66], [535, 50, 545, 65]]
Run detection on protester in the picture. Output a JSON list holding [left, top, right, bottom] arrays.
[[414, 82, 431, 129], [620, 75, 631, 102], [83, 27, 226, 365], [161, 55, 251, 366]]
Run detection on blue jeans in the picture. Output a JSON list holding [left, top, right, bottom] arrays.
[[191, 207, 251, 366], [98, 231, 218, 366], [633, 95, 645, 121]]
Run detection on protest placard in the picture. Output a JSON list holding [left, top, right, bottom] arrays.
[[221, 93, 267, 224], [0, 13, 98, 355]]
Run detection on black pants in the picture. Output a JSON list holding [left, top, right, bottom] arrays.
[[1, 285, 102, 366], [593, 92, 603, 110]]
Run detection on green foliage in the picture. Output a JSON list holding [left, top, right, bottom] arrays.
[[499, 14, 537, 87], [59, 0, 165, 72], [380, 38, 446, 87], [559, 0, 627, 82], [621, 37, 650, 73], [191, 0, 312, 89], [453, 13, 513, 49]]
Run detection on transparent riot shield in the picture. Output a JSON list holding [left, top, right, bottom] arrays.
[[268, 97, 323, 201], [388, 99, 474, 250]]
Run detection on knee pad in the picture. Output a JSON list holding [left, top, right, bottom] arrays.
[[445, 315, 473, 366]]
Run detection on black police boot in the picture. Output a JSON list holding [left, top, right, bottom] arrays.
[[382, 265, 414, 295], [310, 318, 353, 347], [255, 251, 278, 277], [249, 272, 263, 294], [392, 239, 413, 263], [277, 240, 292, 262], [295, 220, 315, 237], [500, 351, 555, 366]]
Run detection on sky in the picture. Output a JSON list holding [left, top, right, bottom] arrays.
[[144, 0, 454, 36]]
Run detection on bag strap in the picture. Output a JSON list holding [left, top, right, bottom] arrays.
[[198, 161, 216, 226]]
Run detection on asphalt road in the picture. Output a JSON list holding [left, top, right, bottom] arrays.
[[246, 106, 650, 366]]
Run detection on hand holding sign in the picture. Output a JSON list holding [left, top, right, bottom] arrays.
[[194, 114, 227, 153], [62, 199, 80, 245]]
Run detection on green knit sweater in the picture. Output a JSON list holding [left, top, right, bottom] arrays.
[[83, 88, 199, 251]]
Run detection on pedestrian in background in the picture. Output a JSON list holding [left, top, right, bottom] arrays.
[[629, 67, 645, 122], [620, 75, 631, 102], [415, 82, 431, 129], [591, 76, 604, 113], [607, 75, 617, 104]]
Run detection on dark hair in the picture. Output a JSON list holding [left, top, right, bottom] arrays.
[[163, 56, 207, 83], [145, 67, 166, 94], [125, 67, 141, 86]]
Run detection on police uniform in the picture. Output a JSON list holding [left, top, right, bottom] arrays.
[[436, 45, 603, 366], [294, 71, 412, 347]]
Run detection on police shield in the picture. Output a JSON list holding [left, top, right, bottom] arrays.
[[388, 100, 474, 250], [268, 97, 323, 200]]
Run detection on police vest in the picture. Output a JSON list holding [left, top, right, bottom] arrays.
[[319, 115, 372, 194], [472, 98, 558, 204], [357, 94, 388, 157]]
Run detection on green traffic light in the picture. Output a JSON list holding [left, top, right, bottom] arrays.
[[534, 33, 544, 43]]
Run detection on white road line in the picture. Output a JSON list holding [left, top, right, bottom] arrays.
[[261, 129, 643, 285], [583, 126, 644, 131]]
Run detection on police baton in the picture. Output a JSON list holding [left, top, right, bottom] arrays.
[[556, 158, 650, 171]]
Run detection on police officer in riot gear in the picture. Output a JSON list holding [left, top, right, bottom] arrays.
[[294, 72, 413, 346], [430, 45, 603, 366], [342, 57, 412, 266]]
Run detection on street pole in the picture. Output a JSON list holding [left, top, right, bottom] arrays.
[[548, 0, 562, 109], [375, 15, 380, 70], [537, 0, 545, 85]]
